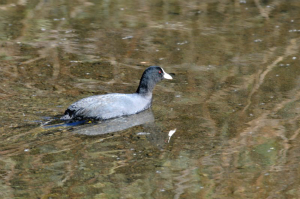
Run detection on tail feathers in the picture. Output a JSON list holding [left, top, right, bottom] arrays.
[[60, 109, 75, 120], [60, 114, 71, 120]]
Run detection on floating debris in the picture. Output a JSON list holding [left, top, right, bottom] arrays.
[[168, 128, 177, 143], [136, 132, 150, 135], [254, 39, 262, 43], [176, 41, 188, 45], [122, 36, 133, 40]]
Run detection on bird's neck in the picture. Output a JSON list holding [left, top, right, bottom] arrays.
[[136, 78, 155, 96]]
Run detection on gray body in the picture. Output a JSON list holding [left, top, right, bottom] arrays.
[[62, 93, 152, 120]]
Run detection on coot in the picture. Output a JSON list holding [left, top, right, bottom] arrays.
[[61, 66, 172, 120]]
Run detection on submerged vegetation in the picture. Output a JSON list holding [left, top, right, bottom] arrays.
[[1, 0, 300, 198]]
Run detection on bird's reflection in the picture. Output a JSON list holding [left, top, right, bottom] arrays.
[[72, 109, 155, 135], [42, 109, 167, 149]]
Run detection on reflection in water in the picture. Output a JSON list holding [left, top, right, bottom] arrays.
[[1, 0, 300, 198], [73, 109, 155, 135]]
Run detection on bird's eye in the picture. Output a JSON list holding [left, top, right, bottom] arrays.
[[159, 70, 162, 74]]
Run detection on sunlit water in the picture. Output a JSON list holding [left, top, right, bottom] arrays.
[[1, 1, 300, 198]]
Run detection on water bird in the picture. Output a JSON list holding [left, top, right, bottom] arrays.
[[61, 66, 173, 121]]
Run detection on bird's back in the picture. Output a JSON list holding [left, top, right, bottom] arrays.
[[61, 93, 152, 120]]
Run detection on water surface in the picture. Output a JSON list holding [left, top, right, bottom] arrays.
[[1, 0, 300, 198]]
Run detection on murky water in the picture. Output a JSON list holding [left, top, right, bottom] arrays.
[[1, 0, 300, 198]]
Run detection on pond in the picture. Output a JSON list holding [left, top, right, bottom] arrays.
[[1, 0, 300, 198]]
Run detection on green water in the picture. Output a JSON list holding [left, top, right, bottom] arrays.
[[1, 0, 300, 198]]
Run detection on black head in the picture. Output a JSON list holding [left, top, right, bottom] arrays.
[[136, 66, 172, 95]]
